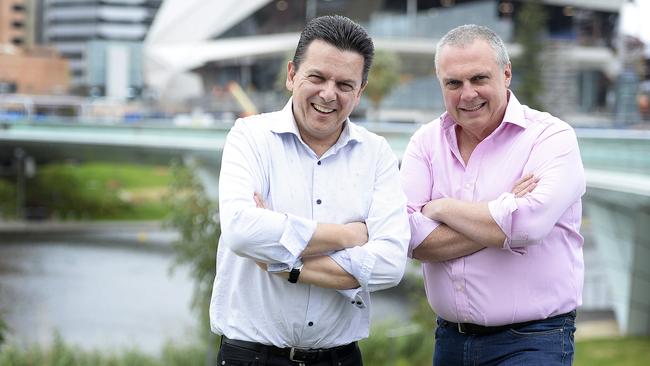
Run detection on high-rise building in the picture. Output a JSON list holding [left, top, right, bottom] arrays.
[[0, 0, 27, 46], [42, 0, 162, 95], [146, 0, 624, 122]]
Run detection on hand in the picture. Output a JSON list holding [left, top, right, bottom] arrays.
[[253, 192, 267, 209], [343, 222, 368, 246], [511, 174, 539, 197]]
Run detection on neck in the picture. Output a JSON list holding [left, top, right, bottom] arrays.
[[299, 126, 343, 158]]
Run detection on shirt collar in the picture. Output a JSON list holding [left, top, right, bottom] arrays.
[[270, 97, 364, 146], [439, 90, 528, 131], [501, 91, 528, 129]]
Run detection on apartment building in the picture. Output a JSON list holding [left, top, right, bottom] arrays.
[[42, 0, 161, 96]]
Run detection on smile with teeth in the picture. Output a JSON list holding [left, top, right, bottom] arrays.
[[312, 103, 335, 114], [461, 102, 486, 112]]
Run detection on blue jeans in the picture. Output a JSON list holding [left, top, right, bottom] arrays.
[[433, 311, 576, 366]]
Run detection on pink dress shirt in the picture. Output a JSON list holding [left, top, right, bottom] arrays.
[[400, 92, 586, 326]]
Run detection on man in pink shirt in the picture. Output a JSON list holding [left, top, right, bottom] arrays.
[[400, 24, 586, 365]]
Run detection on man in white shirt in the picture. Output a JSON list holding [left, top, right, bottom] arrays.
[[210, 15, 410, 366]]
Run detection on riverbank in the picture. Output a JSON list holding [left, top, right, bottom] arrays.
[[0, 220, 178, 251], [0, 221, 619, 351]]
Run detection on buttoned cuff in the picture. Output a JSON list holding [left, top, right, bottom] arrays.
[[268, 258, 303, 273], [337, 288, 369, 309], [408, 211, 441, 258], [278, 214, 317, 266], [488, 192, 526, 253]]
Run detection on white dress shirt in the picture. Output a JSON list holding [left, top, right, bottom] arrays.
[[210, 99, 409, 348]]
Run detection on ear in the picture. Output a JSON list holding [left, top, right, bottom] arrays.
[[504, 62, 512, 88], [285, 61, 296, 92]]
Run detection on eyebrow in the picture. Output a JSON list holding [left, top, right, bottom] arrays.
[[442, 71, 491, 83], [307, 69, 359, 87]]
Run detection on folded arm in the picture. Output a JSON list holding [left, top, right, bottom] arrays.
[[220, 122, 367, 267], [268, 140, 410, 293], [400, 128, 543, 261]]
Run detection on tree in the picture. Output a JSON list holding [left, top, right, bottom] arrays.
[[0, 315, 7, 346], [364, 50, 400, 122], [513, 0, 547, 110], [274, 52, 294, 98], [165, 161, 220, 340]]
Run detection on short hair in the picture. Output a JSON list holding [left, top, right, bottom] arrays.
[[434, 24, 510, 73], [292, 15, 374, 85]]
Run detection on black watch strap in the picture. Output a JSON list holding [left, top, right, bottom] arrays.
[[288, 266, 301, 283]]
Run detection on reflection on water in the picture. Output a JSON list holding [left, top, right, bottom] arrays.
[[0, 240, 197, 354], [0, 233, 412, 356]]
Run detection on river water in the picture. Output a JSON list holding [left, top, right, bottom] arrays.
[[0, 236, 197, 355], [0, 224, 409, 355]]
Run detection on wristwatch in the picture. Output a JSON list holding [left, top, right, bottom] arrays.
[[288, 263, 303, 283]]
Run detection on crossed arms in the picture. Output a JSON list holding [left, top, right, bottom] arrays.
[[219, 122, 409, 291], [401, 126, 585, 263], [412, 175, 536, 262]]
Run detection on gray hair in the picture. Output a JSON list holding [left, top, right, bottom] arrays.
[[434, 24, 510, 73]]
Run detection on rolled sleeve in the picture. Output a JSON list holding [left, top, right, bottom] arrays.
[[280, 213, 317, 261], [408, 211, 442, 258], [329, 246, 377, 289], [330, 248, 376, 309], [488, 192, 527, 252]]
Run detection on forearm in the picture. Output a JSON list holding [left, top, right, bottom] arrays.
[[413, 223, 484, 262], [297, 256, 360, 289], [300, 222, 367, 257], [424, 198, 505, 248]]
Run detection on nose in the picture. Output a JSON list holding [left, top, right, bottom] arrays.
[[319, 80, 337, 103], [460, 82, 478, 101]]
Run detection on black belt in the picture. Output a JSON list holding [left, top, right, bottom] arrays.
[[222, 336, 357, 363], [441, 310, 576, 336]]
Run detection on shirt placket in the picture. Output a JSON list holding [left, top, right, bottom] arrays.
[[300, 156, 326, 341], [454, 152, 481, 324]]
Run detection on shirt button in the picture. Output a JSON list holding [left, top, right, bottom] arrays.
[[308, 321, 314, 326], [317, 161, 321, 165], [464, 183, 472, 189], [316, 199, 322, 204]]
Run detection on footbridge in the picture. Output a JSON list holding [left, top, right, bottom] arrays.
[[1, 119, 649, 336]]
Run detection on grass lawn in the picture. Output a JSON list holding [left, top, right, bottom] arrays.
[[576, 337, 650, 366], [24, 162, 173, 220]]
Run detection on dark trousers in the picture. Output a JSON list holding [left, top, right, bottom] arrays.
[[433, 311, 577, 366], [217, 339, 363, 366]]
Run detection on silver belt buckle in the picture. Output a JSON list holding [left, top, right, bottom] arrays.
[[457, 323, 466, 334]]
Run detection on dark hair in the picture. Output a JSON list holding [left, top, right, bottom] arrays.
[[292, 15, 374, 84]]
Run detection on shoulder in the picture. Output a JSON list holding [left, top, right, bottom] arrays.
[[232, 110, 283, 133], [405, 116, 445, 153], [522, 106, 575, 138], [346, 122, 397, 161]]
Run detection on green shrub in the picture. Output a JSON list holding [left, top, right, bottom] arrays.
[[165, 160, 220, 340], [0, 334, 210, 366], [0, 179, 16, 218]]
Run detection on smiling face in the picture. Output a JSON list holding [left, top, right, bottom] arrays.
[[286, 39, 366, 152], [436, 39, 512, 140]]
